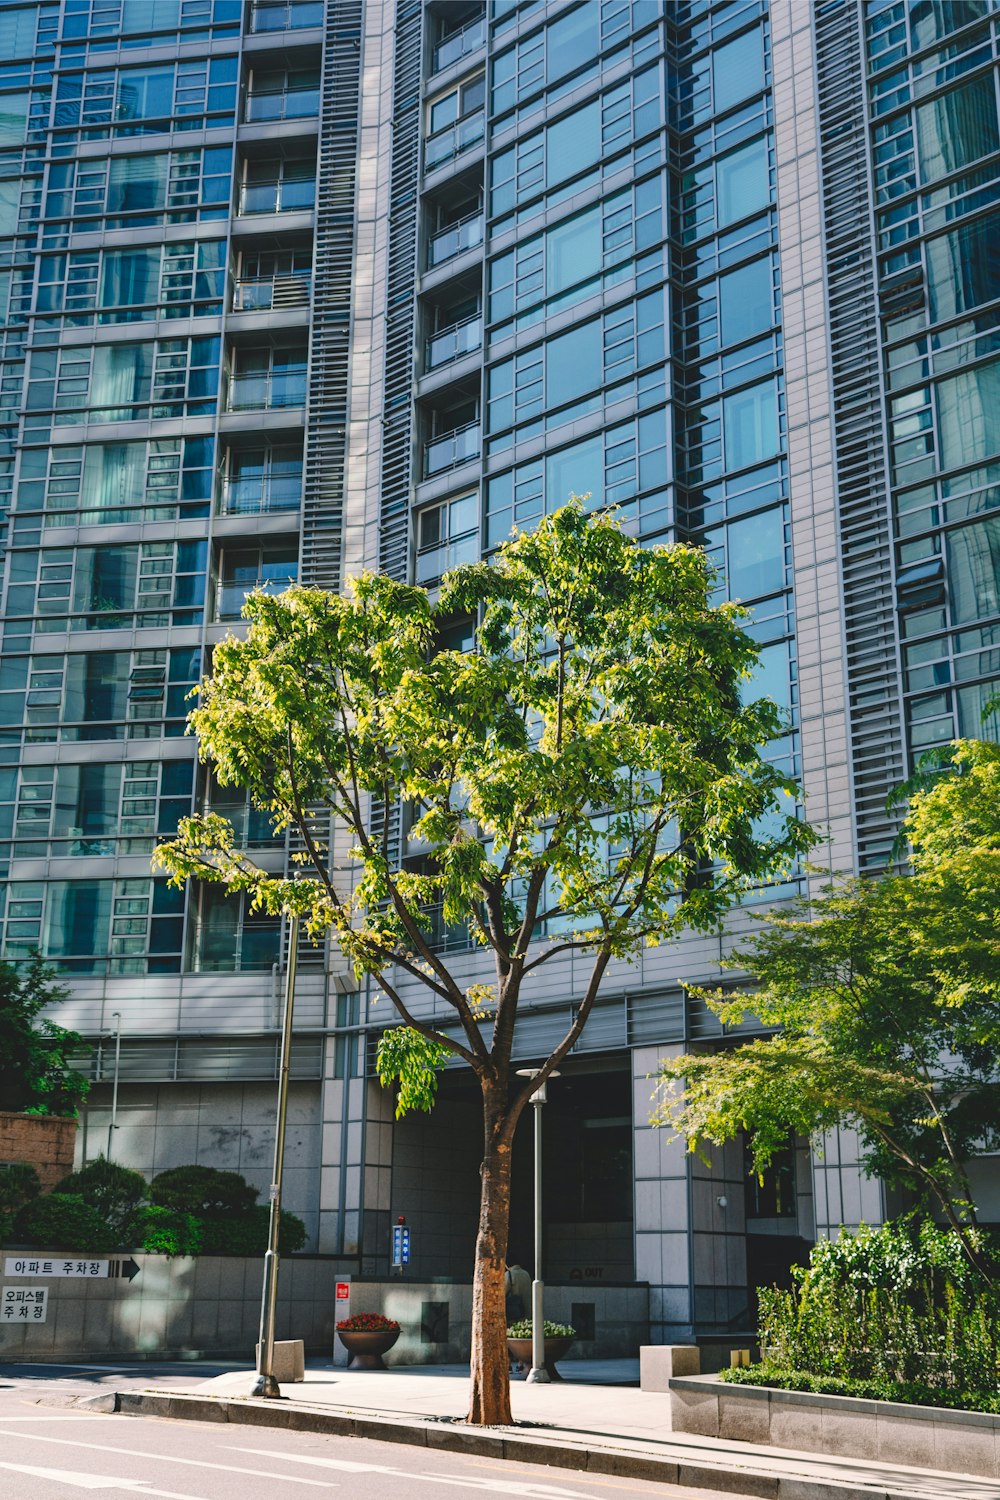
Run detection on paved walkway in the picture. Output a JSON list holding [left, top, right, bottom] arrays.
[[99, 1358, 1000, 1500]]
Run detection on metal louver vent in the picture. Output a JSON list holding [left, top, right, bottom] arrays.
[[301, 0, 363, 591], [377, 0, 423, 582], [813, 0, 905, 870]]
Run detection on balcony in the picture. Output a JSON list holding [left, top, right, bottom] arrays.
[[432, 13, 486, 73], [249, 0, 324, 31], [232, 271, 311, 312], [428, 211, 483, 268], [244, 85, 320, 124], [227, 369, 307, 412], [238, 175, 315, 216], [219, 477, 302, 516], [426, 313, 481, 370], [425, 420, 480, 477], [425, 111, 484, 172]]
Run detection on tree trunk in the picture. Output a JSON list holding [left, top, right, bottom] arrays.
[[467, 1088, 513, 1425]]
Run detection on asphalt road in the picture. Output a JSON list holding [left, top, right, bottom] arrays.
[[0, 1363, 761, 1500]]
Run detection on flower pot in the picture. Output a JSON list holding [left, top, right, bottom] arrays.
[[337, 1326, 400, 1370], [506, 1334, 574, 1380]]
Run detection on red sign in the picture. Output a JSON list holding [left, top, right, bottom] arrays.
[[335, 1281, 350, 1301]]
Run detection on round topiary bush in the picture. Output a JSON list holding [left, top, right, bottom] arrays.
[[198, 1205, 306, 1256], [130, 1205, 202, 1257], [57, 1157, 148, 1243], [14, 1193, 116, 1254], [149, 1165, 259, 1216]]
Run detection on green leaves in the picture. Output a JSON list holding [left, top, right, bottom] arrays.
[[654, 738, 1000, 1243], [376, 1027, 452, 1118], [0, 953, 88, 1116], [155, 500, 811, 1111]]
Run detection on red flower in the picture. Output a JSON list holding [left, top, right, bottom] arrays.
[[336, 1312, 400, 1332]]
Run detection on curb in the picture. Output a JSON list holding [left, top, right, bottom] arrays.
[[101, 1389, 949, 1500]]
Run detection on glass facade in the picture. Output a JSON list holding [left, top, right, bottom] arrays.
[[866, 0, 1000, 755], [0, 0, 993, 1312], [0, 0, 297, 982]]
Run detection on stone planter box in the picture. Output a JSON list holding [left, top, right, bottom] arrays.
[[669, 1373, 1000, 1480], [507, 1334, 574, 1380]]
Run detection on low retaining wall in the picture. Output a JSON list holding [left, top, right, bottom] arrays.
[[670, 1374, 1000, 1480], [0, 1251, 647, 1364]]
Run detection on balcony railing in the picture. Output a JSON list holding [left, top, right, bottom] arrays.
[[432, 13, 486, 73], [416, 532, 479, 584], [219, 479, 303, 515], [425, 420, 480, 476], [227, 370, 307, 412], [428, 211, 483, 268], [232, 272, 311, 312], [244, 86, 320, 124], [425, 111, 484, 171], [426, 314, 482, 370], [238, 178, 316, 216], [249, 0, 324, 31]]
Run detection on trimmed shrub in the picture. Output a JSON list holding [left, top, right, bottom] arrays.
[[0, 1163, 41, 1243], [0, 1163, 41, 1213], [749, 1220, 1000, 1398], [197, 1205, 306, 1256], [57, 1157, 148, 1242], [130, 1205, 202, 1257], [149, 1165, 259, 1217], [14, 1193, 116, 1254]]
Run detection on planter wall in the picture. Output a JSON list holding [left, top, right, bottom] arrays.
[[0, 1112, 76, 1191], [0, 1255, 648, 1365], [669, 1374, 1000, 1480]]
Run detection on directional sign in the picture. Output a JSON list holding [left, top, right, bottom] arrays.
[[4, 1256, 140, 1281], [390, 1224, 410, 1267], [108, 1257, 141, 1282], [1, 1285, 47, 1322]]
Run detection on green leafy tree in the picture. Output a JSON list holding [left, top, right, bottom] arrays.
[[0, 953, 89, 1116], [654, 738, 1000, 1280], [154, 503, 810, 1424], [0, 1163, 41, 1243]]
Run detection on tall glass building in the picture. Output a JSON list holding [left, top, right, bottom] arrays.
[[1, 0, 998, 1345]]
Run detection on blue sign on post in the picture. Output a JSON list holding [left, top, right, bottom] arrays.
[[391, 1224, 411, 1268]]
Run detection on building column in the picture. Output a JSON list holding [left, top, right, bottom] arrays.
[[632, 1044, 693, 1343]]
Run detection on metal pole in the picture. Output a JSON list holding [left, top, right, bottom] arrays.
[[526, 1084, 549, 1384], [106, 1012, 122, 1161], [253, 912, 299, 1399]]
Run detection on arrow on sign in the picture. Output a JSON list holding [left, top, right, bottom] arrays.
[[107, 1258, 140, 1282]]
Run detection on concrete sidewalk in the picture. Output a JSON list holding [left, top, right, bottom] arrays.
[[94, 1358, 1000, 1500]]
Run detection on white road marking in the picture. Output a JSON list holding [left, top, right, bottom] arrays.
[[0, 1461, 212, 1498], [0, 1428, 335, 1488], [232, 1446, 596, 1498]]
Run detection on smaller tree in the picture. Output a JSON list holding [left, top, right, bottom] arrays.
[[0, 954, 89, 1116], [58, 1157, 148, 1241], [149, 1165, 260, 1216], [654, 739, 1000, 1280]]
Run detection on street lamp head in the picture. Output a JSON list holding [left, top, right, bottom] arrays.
[[516, 1067, 559, 1105]]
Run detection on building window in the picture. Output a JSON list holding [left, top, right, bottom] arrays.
[[415, 494, 479, 585], [216, 544, 298, 620]]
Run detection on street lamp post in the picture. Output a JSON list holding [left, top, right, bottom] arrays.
[[106, 1011, 122, 1161], [516, 1067, 559, 1385], [252, 911, 300, 1399]]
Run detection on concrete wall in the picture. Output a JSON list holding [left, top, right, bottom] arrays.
[[76, 1082, 323, 1248], [0, 1254, 648, 1363], [0, 1113, 77, 1191]]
